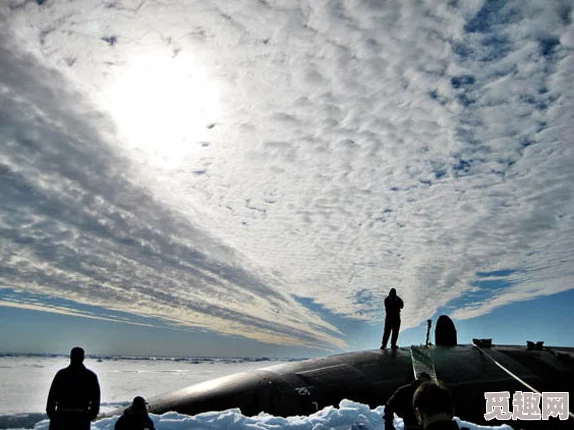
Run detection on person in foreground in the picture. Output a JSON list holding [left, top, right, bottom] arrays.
[[384, 372, 432, 430], [412, 382, 468, 430], [114, 396, 156, 430], [381, 288, 404, 349], [46, 346, 101, 430]]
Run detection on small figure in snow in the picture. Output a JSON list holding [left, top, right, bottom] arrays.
[[114, 396, 156, 430]]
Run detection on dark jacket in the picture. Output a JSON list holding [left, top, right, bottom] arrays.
[[46, 363, 100, 430], [384, 379, 423, 429], [425, 420, 463, 430], [384, 295, 404, 320], [114, 406, 155, 430]]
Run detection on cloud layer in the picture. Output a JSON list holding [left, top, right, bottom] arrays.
[[2, 0, 574, 349]]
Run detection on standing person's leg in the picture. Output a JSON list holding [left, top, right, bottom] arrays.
[[391, 319, 401, 348], [381, 319, 392, 348]]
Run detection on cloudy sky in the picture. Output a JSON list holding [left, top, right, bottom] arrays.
[[1, 0, 573, 357]]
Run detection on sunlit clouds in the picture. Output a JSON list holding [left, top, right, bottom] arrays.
[[106, 51, 221, 168], [1, 0, 574, 351]]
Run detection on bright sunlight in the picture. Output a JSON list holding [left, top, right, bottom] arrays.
[[107, 51, 221, 167]]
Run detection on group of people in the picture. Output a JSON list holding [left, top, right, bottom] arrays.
[[46, 347, 154, 430], [47, 289, 459, 430]]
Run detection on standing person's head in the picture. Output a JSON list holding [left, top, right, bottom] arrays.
[[389, 288, 397, 297], [70, 346, 85, 365], [412, 381, 454, 428]]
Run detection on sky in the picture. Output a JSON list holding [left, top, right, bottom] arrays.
[[1, 0, 573, 357]]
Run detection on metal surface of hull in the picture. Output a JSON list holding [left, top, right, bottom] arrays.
[[119, 345, 574, 429]]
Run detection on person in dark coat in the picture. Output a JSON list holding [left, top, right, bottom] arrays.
[[381, 288, 404, 349], [384, 372, 432, 430], [46, 347, 101, 430], [114, 396, 155, 430], [412, 381, 468, 430]]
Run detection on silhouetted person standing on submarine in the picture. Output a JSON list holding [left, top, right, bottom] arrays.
[[46, 346, 101, 430], [381, 288, 404, 349]]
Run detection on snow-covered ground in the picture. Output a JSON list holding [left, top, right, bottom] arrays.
[[0, 355, 512, 430]]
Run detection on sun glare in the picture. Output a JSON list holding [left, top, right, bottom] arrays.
[[107, 52, 221, 167]]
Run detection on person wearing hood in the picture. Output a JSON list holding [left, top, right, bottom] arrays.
[[381, 288, 404, 349], [413, 381, 468, 430], [46, 347, 101, 430], [114, 396, 156, 430], [384, 372, 432, 430]]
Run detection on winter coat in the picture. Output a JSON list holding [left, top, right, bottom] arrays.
[[384, 379, 424, 430], [46, 363, 101, 430], [384, 295, 404, 320], [114, 406, 155, 430]]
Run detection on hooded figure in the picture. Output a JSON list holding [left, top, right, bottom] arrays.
[[46, 347, 101, 430], [384, 372, 432, 430], [114, 396, 155, 430], [413, 382, 468, 430], [381, 288, 404, 349]]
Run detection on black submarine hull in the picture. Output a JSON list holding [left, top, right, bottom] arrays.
[[137, 344, 574, 429]]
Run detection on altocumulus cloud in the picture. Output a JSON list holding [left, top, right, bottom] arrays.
[[0, 25, 343, 350], [1, 0, 574, 346]]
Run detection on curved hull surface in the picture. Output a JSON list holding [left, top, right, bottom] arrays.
[[113, 345, 574, 429]]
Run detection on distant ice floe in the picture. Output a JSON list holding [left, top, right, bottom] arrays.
[[0, 352, 304, 364]]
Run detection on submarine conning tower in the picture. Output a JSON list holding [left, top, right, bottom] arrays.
[[435, 314, 457, 346]]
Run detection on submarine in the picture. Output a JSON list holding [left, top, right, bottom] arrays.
[[109, 316, 574, 429]]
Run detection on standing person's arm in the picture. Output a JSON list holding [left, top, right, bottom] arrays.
[[383, 392, 398, 430], [398, 297, 404, 309], [46, 372, 61, 418], [88, 373, 101, 420]]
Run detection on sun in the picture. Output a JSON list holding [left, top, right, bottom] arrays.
[[107, 51, 221, 167]]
